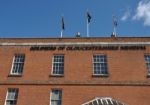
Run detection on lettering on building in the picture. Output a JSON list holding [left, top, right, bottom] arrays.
[[30, 46, 146, 51]]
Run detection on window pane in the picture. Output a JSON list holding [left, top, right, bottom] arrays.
[[51, 101, 61, 105], [102, 99, 107, 105], [51, 92, 59, 100], [93, 100, 98, 105]]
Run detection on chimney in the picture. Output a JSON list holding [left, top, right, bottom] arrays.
[[76, 32, 81, 38], [111, 32, 117, 38]]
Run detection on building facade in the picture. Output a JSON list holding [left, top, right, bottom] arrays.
[[0, 37, 150, 105]]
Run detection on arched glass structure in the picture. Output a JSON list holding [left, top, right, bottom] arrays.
[[82, 97, 128, 105]]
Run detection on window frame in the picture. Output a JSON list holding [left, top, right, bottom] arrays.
[[144, 54, 150, 76], [50, 89, 62, 105], [51, 54, 64, 76], [10, 54, 25, 76], [4, 88, 19, 105], [92, 54, 109, 76]]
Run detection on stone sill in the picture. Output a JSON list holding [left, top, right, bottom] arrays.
[[92, 74, 109, 77], [49, 74, 64, 77], [8, 74, 22, 77]]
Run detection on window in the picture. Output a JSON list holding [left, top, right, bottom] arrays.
[[52, 55, 64, 75], [50, 90, 62, 105], [5, 88, 19, 105], [10, 54, 25, 75], [144, 55, 150, 75], [93, 54, 108, 75]]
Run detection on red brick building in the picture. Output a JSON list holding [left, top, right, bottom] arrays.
[[0, 37, 150, 105]]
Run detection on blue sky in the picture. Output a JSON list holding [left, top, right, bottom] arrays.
[[0, 0, 150, 38]]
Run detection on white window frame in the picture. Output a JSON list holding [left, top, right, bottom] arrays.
[[51, 55, 64, 76], [50, 89, 62, 105], [4, 88, 19, 105], [144, 55, 150, 75], [92, 54, 108, 76], [10, 54, 25, 75]]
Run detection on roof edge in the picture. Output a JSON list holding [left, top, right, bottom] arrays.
[[0, 36, 150, 39]]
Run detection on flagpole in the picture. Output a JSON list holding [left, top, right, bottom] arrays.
[[113, 23, 116, 35], [61, 30, 63, 38], [113, 18, 116, 36], [61, 16, 65, 38], [112, 15, 117, 37], [86, 10, 91, 37], [87, 19, 89, 37]]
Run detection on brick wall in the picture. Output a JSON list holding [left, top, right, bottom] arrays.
[[0, 37, 150, 105], [1, 85, 150, 105]]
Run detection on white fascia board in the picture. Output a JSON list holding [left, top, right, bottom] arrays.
[[0, 42, 150, 46]]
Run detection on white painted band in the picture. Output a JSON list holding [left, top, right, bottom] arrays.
[[0, 42, 150, 46]]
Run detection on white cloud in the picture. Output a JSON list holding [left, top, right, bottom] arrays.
[[133, 0, 150, 26], [121, 8, 131, 21]]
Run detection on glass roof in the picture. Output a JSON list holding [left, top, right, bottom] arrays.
[[82, 97, 127, 105]]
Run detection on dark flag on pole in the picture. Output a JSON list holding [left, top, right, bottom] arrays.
[[87, 11, 92, 23], [61, 16, 65, 38], [61, 17, 65, 30], [86, 10, 92, 37]]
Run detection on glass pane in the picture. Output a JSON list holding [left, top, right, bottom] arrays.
[[107, 99, 112, 105], [51, 90, 62, 100], [97, 99, 103, 105], [112, 100, 118, 105], [8, 92, 16, 100], [93, 100, 98, 105], [102, 100, 107, 105], [6, 100, 16, 105], [51, 101, 61, 105]]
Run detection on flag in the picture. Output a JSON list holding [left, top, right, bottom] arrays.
[[61, 17, 65, 30], [113, 16, 118, 27], [87, 11, 92, 23]]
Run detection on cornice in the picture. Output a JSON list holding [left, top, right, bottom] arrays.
[[0, 42, 150, 46]]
